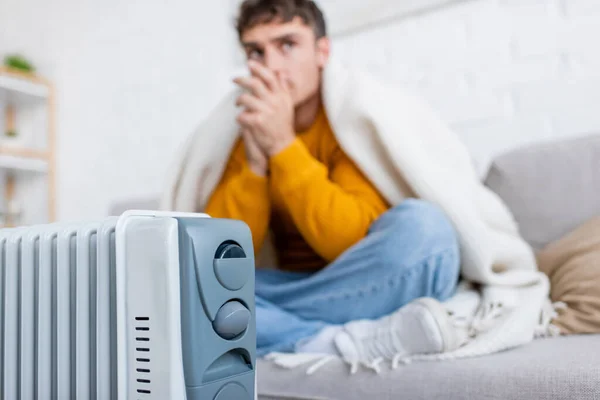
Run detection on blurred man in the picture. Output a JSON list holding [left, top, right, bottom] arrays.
[[163, 0, 548, 370], [204, 0, 462, 361]]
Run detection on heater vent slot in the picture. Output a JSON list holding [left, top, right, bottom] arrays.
[[134, 317, 152, 395]]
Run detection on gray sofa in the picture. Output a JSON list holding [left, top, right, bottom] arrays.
[[256, 133, 600, 400], [110, 133, 600, 400]]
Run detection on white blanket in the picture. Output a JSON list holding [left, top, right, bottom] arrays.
[[160, 57, 552, 364]]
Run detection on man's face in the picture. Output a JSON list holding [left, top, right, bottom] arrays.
[[241, 17, 330, 107]]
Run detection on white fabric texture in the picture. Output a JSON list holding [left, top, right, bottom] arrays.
[[159, 57, 550, 366]]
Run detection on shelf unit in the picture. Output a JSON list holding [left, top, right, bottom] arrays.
[[0, 66, 56, 227]]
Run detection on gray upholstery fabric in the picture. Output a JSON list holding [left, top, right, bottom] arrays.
[[484, 133, 600, 250], [257, 335, 600, 400]]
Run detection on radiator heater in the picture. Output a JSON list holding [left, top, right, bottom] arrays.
[[0, 210, 256, 400]]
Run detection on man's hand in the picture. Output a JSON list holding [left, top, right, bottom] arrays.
[[234, 60, 296, 157], [241, 128, 268, 177]]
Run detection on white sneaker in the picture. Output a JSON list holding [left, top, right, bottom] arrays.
[[443, 283, 482, 341], [333, 297, 463, 372]]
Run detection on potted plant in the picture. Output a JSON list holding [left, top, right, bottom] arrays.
[[4, 54, 36, 73], [2, 54, 37, 139]]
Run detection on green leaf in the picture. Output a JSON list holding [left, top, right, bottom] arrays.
[[3, 54, 35, 73]]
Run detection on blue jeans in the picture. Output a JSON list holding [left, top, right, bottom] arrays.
[[255, 199, 461, 357]]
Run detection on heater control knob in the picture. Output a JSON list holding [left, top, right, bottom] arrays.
[[216, 242, 246, 259], [213, 243, 251, 291], [213, 300, 251, 340]]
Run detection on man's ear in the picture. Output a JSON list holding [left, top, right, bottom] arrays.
[[316, 37, 331, 68]]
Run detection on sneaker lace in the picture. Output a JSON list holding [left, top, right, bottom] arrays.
[[469, 301, 508, 336], [349, 313, 407, 373], [443, 299, 506, 344]]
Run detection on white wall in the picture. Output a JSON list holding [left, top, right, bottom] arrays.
[[1, 0, 599, 220], [1, 0, 241, 221], [331, 0, 600, 173]]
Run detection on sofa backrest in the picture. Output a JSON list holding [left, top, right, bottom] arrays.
[[484, 133, 600, 250]]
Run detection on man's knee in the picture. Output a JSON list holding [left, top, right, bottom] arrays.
[[373, 199, 457, 247], [372, 199, 460, 295]]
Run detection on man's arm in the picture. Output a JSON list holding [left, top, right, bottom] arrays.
[[270, 138, 389, 262], [204, 140, 271, 256]]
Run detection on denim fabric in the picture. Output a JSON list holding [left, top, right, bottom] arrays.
[[255, 199, 461, 356]]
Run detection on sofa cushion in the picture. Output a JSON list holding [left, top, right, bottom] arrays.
[[537, 216, 600, 335], [257, 335, 600, 400], [483, 133, 600, 250]]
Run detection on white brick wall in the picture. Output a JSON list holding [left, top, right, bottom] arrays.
[[1, 0, 599, 220], [333, 0, 600, 173]]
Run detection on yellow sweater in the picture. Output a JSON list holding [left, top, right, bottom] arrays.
[[205, 107, 390, 272]]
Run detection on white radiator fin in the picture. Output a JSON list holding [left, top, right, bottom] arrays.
[[3, 231, 22, 399], [1, 219, 119, 400]]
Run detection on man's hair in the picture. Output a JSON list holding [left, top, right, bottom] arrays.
[[235, 0, 327, 41]]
